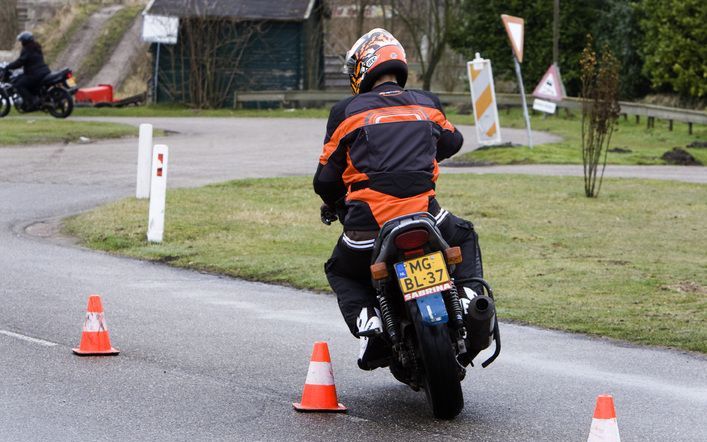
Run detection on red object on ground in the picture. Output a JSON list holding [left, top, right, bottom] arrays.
[[72, 294, 119, 356], [587, 394, 621, 442], [75, 84, 114, 104], [293, 341, 347, 412]]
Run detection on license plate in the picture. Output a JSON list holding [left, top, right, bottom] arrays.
[[66, 77, 76, 87], [395, 251, 451, 301]]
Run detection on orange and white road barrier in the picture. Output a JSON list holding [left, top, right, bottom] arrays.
[[467, 52, 501, 145], [72, 295, 119, 356], [293, 341, 346, 412], [587, 394, 621, 442]]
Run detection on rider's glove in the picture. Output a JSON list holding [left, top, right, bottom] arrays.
[[320, 203, 338, 225]]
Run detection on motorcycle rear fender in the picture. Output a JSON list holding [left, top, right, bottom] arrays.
[[372, 212, 453, 265], [415, 292, 448, 326]]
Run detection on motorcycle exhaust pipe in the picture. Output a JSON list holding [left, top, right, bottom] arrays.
[[465, 295, 496, 352]]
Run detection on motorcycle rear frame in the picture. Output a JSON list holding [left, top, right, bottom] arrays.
[[368, 212, 501, 386]]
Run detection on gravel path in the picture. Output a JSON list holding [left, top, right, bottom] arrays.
[[53, 5, 124, 85]]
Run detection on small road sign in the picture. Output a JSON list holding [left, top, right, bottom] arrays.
[[501, 14, 525, 63], [533, 99, 557, 114], [533, 64, 565, 101]]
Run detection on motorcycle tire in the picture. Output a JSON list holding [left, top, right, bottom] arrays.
[[0, 89, 10, 118], [410, 302, 464, 419], [48, 88, 73, 119]]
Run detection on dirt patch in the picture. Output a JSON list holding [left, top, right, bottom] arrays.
[[661, 148, 703, 166], [601, 259, 631, 266], [686, 141, 707, 149], [609, 147, 632, 153], [661, 282, 707, 295], [475, 142, 523, 151]]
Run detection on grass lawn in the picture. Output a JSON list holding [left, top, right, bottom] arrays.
[[0, 117, 138, 146], [451, 108, 707, 166], [63, 174, 707, 353]]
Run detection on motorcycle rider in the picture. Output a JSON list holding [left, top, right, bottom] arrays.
[[4, 32, 50, 109], [314, 29, 485, 370]]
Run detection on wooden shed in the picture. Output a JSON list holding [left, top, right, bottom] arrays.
[[146, 0, 326, 107]]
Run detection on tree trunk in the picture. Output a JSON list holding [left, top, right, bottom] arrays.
[[421, 41, 446, 90], [0, 0, 18, 50]]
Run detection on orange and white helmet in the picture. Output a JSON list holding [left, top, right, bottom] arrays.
[[344, 28, 408, 95]]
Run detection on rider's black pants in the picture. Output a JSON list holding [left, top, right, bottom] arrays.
[[12, 74, 42, 101], [325, 211, 484, 336]]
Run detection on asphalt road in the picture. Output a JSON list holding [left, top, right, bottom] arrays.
[[1, 118, 705, 441]]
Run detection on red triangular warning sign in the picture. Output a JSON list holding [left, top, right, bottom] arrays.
[[532, 64, 565, 101], [501, 14, 524, 63]]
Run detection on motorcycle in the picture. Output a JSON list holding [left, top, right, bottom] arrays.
[[330, 211, 501, 419], [0, 62, 77, 119]]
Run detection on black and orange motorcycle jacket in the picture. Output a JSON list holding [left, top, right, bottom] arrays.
[[313, 82, 463, 231]]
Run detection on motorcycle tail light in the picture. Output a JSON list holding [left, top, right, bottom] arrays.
[[67, 72, 73, 78], [394, 229, 429, 250], [444, 246, 463, 264]]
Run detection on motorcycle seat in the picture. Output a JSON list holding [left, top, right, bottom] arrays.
[[41, 69, 70, 85]]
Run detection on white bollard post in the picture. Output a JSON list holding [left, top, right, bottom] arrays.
[[147, 144, 169, 243], [136, 123, 153, 199]]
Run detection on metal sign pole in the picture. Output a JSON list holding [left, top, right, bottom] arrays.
[[513, 55, 533, 148], [153, 42, 161, 104]]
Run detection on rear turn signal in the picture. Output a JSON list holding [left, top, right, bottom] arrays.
[[370, 262, 388, 280], [444, 246, 463, 264]]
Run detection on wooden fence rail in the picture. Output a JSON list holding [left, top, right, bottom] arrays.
[[234, 90, 706, 132]]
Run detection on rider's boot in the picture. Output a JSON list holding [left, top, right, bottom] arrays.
[[356, 306, 391, 370]]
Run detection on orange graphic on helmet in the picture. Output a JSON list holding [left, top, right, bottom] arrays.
[[344, 28, 408, 95]]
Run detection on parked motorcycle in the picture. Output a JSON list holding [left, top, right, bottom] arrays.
[[0, 62, 77, 118], [334, 211, 501, 419]]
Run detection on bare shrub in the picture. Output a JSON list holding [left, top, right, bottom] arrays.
[[161, 18, 262, 109], [390, 0, 460, 90], [580, 35, 621, 198]]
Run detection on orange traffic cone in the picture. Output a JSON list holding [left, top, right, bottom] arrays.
[[293, 341, 346, 412], [587, 395, 621, 442], [72, 295, 119, 356]]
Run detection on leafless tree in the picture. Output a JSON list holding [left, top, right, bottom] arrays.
[[580, 35, 621, 198], [390, 0, 460, 90], [159, 9, 263, 108], [0, 0, 18, 50], [354, 0, 373, 37]]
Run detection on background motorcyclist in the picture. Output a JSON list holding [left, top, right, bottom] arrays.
[[313, 28, 485, 370], [4, 32, 50, 108]]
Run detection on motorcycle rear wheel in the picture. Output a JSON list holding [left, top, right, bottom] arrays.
[[411, 303, 464, 419], [48, 88, 73, 119], [0, 89, 10, 118]]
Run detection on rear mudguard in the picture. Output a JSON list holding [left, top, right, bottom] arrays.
[[415, 293, 448, 326]]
